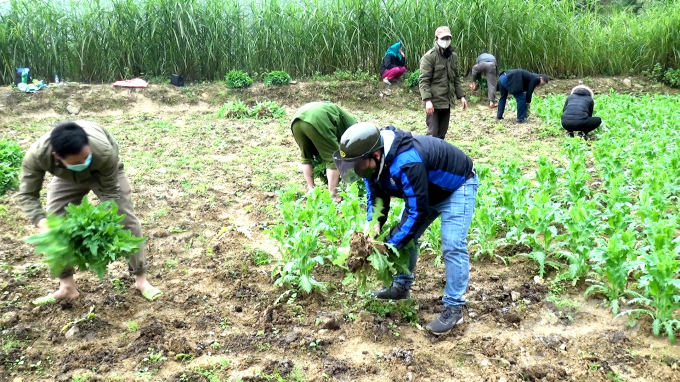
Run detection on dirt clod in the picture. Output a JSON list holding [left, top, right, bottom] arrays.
[[347, 232, 373, 272]]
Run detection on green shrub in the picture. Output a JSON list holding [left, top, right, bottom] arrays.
[[0, 139, 24, 195], [404, 69, 420, 88], [225, 70, 253, 89], [663, 68, 680, 87], [26, 196, 145, 279], [264, 70, 292, 86], [216, 101, 250, 118], [216, 100, 285, 119]]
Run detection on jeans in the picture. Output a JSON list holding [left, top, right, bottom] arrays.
[[393, 175, 478, 307], [497, 74, 528, 121]]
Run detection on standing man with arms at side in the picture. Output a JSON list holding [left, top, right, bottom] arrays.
[[419, 26, 467, 140], [496, 69, 549, 123], [469, 51, 499, 109], [19, 121, 162, 304]]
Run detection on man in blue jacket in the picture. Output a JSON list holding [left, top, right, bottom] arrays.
[[496, 69, 549, 123], [333, 123, 478, 335]]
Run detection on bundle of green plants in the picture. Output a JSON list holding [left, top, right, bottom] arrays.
[[26, 196, 145, 279], [335, 202, 412, 291], [216, 100, 285, 119], [0, 139, 24, 195], [264, 70, 292, 86], [225, 70, 253, 89]]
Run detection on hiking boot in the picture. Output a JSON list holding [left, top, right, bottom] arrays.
[[516, 118, 526, 124], [426, 306, 464, 335], [375, 283, 410, 300]]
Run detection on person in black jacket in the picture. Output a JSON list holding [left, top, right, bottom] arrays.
[[496, 69, 549, 123], [561, 85, 601, 138], [333, 123, 478, 336], [380, 42, 407, 85]]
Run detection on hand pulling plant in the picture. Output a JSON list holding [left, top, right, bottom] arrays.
[[335, 200, 412, 293], [26, 196, 145, 279]]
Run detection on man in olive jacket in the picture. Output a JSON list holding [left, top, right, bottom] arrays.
[[418, 26, 467, 139], [19, 121, 162, 304]]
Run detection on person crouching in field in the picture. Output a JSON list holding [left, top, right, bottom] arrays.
[[291, 102, 357, 201], [19, 121, 162, 305], [561, 85, 602, 138], [469, 51, 499, 109], [380, 42, 407, 85]]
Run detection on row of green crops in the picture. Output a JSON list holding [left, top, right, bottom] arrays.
[[469, 93, 680, 341], [1, 0, 679, 84], [267, 92, 680, 342]]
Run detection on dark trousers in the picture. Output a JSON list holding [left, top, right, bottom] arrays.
[[426, 108, 451, 139], [497, 74, 528, 121], [563, 117, 602, 137]]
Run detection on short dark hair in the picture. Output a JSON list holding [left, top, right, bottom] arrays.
[[50, 122, 89, 157], [539, 74, 549, 83]]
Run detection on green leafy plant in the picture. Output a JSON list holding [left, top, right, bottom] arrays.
[[404, 69, 420, 88], [265, 70, 292, 86], [251, 100, 286, 119], [225, 70, 253, 89], [25, 196, 145, 279], [585, 230, 642, 315], [0, 139, 24, 195], [216, 101, 250, 118], [216, 100, 285, 119]]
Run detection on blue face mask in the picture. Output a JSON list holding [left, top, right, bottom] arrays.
[[65, 152, 92, 172]]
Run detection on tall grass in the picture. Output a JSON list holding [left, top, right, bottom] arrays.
[[1, 0, 678, 84]]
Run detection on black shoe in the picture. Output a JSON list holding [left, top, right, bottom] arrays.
[[375, 283, 410, 300], [516, 119, 526, 123], [426, 306, 464, 335], [568, 132, 575, 138], [496, 116, 504, 120]]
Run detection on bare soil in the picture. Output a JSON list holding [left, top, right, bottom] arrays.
[[0, 78, 678, 382]]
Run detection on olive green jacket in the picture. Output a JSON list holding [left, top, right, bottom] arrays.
[[291, 102, 357, 143], [418, 45, 465, 109], [18, 121, 123, 225]]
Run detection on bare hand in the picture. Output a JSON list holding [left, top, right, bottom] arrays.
[[425, 100, 434, 115], [373, 242, 388, 255], [461, 97, 468, 110], [468, 83, 477, 90], [37, 218, 49, 233], [371, 223, 381, 237]]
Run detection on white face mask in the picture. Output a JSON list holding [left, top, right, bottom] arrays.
[[437, 39, 451, 49]]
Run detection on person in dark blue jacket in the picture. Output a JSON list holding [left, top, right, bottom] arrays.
[[496, 69, 549, 123], [333, 123, 478, 336]]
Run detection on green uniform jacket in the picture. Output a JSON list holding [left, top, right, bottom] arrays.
[[418, 45, 465, 109], [18, 121, 122, 226], [291, 102, 357, 143]]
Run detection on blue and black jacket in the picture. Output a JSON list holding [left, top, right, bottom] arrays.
[[365, 127, 474, 250]]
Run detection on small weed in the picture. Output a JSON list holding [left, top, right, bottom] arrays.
[[143, 348, 167, 364], [251, 248, 273, 266], [125, 321, 139, 332], [72, 375, 89, 382], [111, 278, 127, 294]]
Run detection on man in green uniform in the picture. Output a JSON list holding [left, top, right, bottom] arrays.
[[291, 102, 357, 201], [418, 26, 467, 139], [19, 121, 162, 304]]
